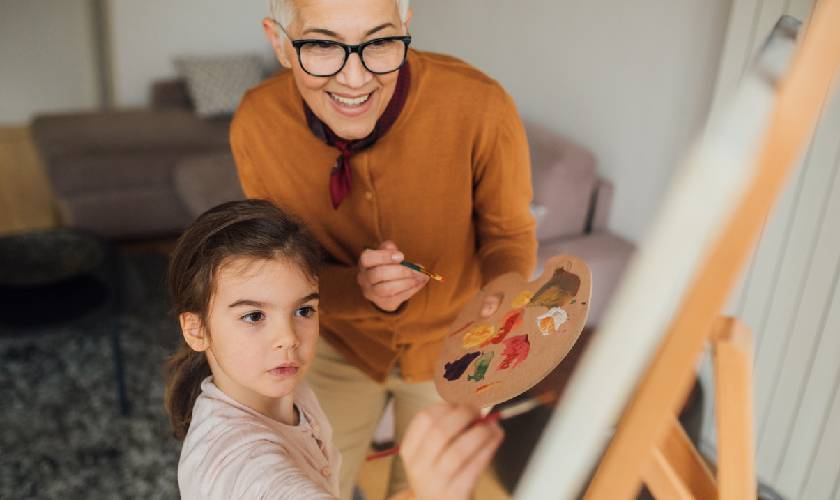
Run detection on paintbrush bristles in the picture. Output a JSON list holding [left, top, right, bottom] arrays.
[[535, 390, 559, 406], [365, 391, 559, 461], [400, 260, 444, 281]]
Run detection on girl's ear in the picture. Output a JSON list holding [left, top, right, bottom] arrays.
[[180, 312, 209, 352]]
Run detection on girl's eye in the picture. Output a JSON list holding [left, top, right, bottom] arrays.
[[241, 311, 265, 324], [295, 306, 317, 319]]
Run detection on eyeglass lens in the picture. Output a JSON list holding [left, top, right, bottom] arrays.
[[299, 39, 406, 76]]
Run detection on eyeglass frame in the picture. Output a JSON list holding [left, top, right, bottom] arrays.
[[273, 20, 412, 77]]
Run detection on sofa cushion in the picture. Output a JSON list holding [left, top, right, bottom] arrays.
[[174, 153, 244, 218], [174, 54, 263, 118], [57, 185, 193, 238], [524, 123, 598, 241]]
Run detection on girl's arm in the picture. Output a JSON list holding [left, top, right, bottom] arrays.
[[181, 427, 335, 500]]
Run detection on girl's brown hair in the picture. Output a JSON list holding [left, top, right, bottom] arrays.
[[164, 199, 322, 440]]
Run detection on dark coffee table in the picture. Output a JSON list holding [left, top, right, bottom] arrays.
[[0, 228, 130, 415]]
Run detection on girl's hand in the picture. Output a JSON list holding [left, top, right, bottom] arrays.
[[399, 403, 504, 500], [358, 241, 429, 312]]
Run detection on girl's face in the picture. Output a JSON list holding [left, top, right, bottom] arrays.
[[182, 255, 319, 418]]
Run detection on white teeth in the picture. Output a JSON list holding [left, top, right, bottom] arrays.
[[329, 92, 370, 106]]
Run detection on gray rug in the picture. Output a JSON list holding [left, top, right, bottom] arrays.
[[0, 252, 182, 500]]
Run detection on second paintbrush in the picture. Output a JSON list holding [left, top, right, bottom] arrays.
[[400, 260, 444, 282]]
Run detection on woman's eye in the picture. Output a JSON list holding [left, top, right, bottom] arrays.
[[295, 306, 317, 318], [241, 311, 265, 324], [308, 41, 335, 50]]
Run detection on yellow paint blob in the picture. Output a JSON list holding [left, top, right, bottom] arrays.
[[511, 290, 534, 308], [462, 324, 497, 349]]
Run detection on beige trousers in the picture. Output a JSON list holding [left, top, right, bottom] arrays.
[[306, 339, 442, 500]]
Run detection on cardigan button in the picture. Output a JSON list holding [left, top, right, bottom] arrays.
[[321, 466, 331, 477], [364, 191, 374, 201]]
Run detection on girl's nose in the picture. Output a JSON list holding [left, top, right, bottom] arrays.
[[273, 323, 300, 350]]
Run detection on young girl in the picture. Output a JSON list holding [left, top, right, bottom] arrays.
[[165, 200, 503, 500]]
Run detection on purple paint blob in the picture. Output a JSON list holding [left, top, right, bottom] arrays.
[[443, 351, 481, 381]]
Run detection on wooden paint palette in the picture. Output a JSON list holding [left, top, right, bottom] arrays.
[[434, 255, 592, 407]]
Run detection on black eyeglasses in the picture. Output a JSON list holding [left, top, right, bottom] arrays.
[[274, 21, 411, 77]]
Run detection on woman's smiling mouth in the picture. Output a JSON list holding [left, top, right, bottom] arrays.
[[328, 91, 372, 106]]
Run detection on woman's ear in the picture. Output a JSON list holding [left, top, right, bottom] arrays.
[[180, 312, 209, 352], [262, 17, 292, 69], [404, 8, 413, 31]]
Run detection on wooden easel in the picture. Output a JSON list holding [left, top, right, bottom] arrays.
[[633, 317, 754, 500], [583, 1, 840, 498]]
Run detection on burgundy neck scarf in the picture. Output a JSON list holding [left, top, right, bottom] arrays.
[[304, 62, 411, 209]]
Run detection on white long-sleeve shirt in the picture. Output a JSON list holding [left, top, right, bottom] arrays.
[[178, 377, 341, 499]]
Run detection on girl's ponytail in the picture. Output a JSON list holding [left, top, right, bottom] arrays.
[[164, 345, 211, 440]]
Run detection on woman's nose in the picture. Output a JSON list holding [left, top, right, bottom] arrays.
[[335, 52, 372, 88]]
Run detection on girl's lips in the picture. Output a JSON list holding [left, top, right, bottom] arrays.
[[268, 366, 299, 378]]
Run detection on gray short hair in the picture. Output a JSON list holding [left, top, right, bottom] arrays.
[[269, 0, 410, 30]]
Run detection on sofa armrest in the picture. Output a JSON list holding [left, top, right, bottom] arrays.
[[151, 79, 193, 111], [536, 231, 635, 326], [589, 177, 614, 232], [525, 123, 600, 240]]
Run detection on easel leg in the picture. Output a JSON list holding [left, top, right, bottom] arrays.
[[712, 317, 755, 500], [643, 415, 718, 499]]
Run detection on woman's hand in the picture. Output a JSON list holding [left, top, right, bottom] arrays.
[[358, 241, 429, 312], [479, 293, 502, 318], [399, 403, 504, 500]]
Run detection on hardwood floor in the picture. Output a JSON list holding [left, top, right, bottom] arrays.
[[0, 127, 57, 235]]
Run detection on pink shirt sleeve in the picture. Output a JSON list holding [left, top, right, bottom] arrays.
[[178, 379, 340, 499], [183, 428, 334, 499]]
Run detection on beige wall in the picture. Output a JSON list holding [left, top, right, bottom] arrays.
[[0, 0, 99, 124], [409, 0, 732, 241], [107, 0, 271, 107]]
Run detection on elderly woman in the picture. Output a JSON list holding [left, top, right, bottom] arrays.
[[230, 0, 536, 497]]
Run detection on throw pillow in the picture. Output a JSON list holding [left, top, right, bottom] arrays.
[[174, 54, 263, 117]]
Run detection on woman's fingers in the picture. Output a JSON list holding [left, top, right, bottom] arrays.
[[371, 277, 423, 298], [365, 263, 417, 285], [479, 293, 502, 318], [359, 246, 404, 269], [357, 241, 430, 310]]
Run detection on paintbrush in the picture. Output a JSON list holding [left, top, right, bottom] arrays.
[[400, 260, 444, 282], [365, 390, 558, 461]]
